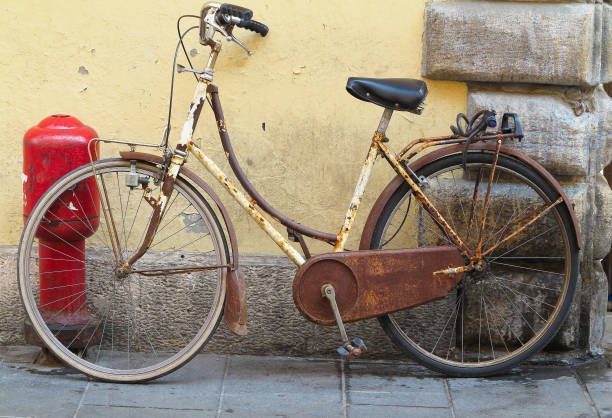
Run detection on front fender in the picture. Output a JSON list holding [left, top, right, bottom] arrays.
[[119, 151, 248, 336], [359, 143, 582, 250]]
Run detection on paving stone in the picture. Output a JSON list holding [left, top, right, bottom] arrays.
[[219, 356, 343, 417], [81, 354, 226, 411], [576, 362, 612, 417], [423, 3, 602, 87], [0, 345, 40, 364], [0, 364, 86, 418], [345, 362, 448, 408], [76, 405, 210, 418], [348, 404, 451, 418], [448, 368, 595, 417]]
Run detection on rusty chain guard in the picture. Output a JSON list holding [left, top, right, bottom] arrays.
[[292, 247, 465, 325]]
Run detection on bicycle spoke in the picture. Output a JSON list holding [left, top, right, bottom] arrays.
[[486, 226, 556, 264], [490, 261, 564, 276]]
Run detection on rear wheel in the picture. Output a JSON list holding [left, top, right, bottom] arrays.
[[18, 159, 228, 382], [371, 152, 579, 376]]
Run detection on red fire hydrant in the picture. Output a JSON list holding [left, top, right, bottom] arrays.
[[23, 115, 100, 349]]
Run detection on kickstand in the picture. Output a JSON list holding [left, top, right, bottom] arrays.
[[321, 284, 367, 359]]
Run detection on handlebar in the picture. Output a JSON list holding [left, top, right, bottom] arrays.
[[193, 2, 268, 81], [200, 2, 269, 49], [236, 18, 269, 37], [218, 3, 253, 20]]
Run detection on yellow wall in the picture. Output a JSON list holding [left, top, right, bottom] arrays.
[[0, 0, 466, 255]]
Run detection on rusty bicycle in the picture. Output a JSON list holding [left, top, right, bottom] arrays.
[[18, 3, 580, 383]]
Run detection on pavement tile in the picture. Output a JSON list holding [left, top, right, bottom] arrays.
[[0, 346, 41, 364], [76, 405, 213, 417], [81, 354, 226, 410], [345, 362, 448, 408], [448, 367, 596, 418], [0, 364, 86, 418], [219, 356, 343, 417], [576, 362, 612, 417], [348, 404, 451, 418]]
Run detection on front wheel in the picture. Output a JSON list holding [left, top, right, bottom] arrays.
[[371, 152, 579, 376], [18, 159, 229, 382]]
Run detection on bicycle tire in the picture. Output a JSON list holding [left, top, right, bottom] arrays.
[[18, 158, 229, 382], [371, 151, 579, 376]]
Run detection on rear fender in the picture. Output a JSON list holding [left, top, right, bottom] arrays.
[[119, 151, 248, 335], [359, 144, 582, 250]]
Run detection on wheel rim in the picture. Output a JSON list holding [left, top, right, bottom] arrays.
[[377, 156, 574, 369], [19, 161, 226, 381]]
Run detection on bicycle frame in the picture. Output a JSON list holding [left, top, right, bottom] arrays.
[[110, 78, 475, 272], [91, 71, 569, 284], [84, 8, 566, 276], [93, 69, 565, 277]]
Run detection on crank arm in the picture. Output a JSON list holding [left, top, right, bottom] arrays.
[[321, 284, 367, 359]]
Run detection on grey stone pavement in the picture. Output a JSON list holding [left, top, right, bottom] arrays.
[[0, 314, 611, 418]]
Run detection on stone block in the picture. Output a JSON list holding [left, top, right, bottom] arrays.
[[603, 4, 612, 83], [423, 3, 602, 87], [468, 85, 612, 178], [413, 179, 587, 350], [583, 261, 609, 354], [415, 176, 588, 258], [0, 247, 24, 346], [593, 174, 612, 260]]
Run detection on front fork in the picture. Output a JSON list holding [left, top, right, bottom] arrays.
[[118, 151, 185, 272], [117, 80, 210, 272]]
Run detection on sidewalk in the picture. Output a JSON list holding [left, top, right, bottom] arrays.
[[0, 314, 610, 418]]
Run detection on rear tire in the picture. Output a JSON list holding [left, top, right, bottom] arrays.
[[371, 152, 579, 377]]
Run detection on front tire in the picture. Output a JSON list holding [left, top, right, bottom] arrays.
[[18, 159, 228, 382]]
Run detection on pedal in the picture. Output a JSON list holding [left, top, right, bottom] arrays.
[[322, 284, 368, 360], [337, 346, 350, 357], [337, 339, 367, 359], [351, 338, 367, 352]]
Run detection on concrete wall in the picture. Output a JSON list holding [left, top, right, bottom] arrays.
[[0, 0, 465, 255]]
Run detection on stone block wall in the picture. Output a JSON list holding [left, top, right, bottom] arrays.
[[0, 247, 405, 359], [424, 0, 612, 354]]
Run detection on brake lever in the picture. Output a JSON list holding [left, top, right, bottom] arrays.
[[229, 35, 253, 56], [203, 12, 253, 56]]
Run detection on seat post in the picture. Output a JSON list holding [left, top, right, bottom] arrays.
[[376, 108, 394, 136]]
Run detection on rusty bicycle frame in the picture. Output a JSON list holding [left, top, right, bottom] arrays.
[[91, 78, 558, 282], [88, 5, 564, 287]]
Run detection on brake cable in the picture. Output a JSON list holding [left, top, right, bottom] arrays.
[[162, 16, 215, 150]]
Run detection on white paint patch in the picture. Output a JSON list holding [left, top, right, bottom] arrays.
[[21, 173, 28, 184], [168, 164, 180, 178]]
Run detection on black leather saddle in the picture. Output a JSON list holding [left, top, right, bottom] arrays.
[[346, 77, 428, 114]]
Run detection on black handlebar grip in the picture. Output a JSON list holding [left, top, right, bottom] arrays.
[[237, 19, 269, 37], [219, 3, 253, 20]]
